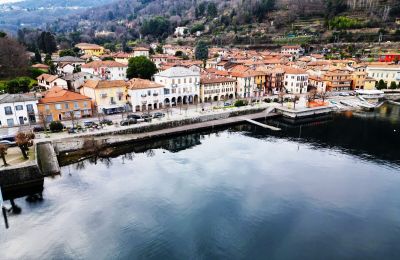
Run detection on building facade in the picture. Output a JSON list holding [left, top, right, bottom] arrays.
[[200, 76, 236, 102], [81, 61, 128, 80], [283, 68, 308, 94], [80, 80, 129, 114], [0, 94, 38, 127], [38, 87, 92, 122], [127, 79, 165, 112], [154, 67, 201, 106]]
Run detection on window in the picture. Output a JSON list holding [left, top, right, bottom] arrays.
[[4, 106, 12, 115], [83, 102, 88, 108], [45, 105, 50, 111], [74, 102, 79, 109], [65, 103, 69, 109], [15, 105, 23, 111], [55, 104, 62, 110], [26, 104, 34, 112]]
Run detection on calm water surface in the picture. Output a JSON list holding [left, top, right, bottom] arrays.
[[1, 104, 400, 260]]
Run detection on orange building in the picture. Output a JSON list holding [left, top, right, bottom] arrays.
[[38, 87, 93, 122]]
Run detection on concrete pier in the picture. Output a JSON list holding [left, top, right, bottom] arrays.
[[36, 142, 60, 176], [245, 119, 281, 131]]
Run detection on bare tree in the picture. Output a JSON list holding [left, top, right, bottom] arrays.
[[0, 37, 30, 78], [38, 111, 50, 132], [0, 144, 9, 166], [15, 131, 35, 159], [164, 105, 171, 119], [293, 94, 300, 109], [320, 91, 329, 102], [278, 91, 285, 106]]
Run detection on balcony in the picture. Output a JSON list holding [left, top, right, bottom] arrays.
[[100, 94, 108, 98], [141, 94, 147, 98], [153, 93, 159, 96]]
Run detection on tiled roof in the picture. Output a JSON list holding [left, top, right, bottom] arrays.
[[201, 76, 236, 84], [155, 66, 200, 77], [0, 93, 38, 104], [82, 80, 128, 89], [39, 87, 91, 104], [128, 78, 164, 89], [32, 64, 49, 69], [82, 60, 127, 68], [53, 56, 85, 63], [36, 73, 59, 82]]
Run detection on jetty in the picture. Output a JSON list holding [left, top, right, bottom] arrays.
[[245, 119, 281, 131]]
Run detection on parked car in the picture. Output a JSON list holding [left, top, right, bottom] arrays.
[[99, 119, 113, 126], [127, 114, 142, 120], [33, 126, 45, 132], [339, 92, 349, 97], [153, 112, 165, 118], [120, 118, 137, 126], [141, 113, 153, 122], [84, 121, 97, 128], [0, 140, 17, 147], [224, 101, 232, 107]]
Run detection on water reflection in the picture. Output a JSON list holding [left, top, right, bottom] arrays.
[[1, 104, 400, 259]]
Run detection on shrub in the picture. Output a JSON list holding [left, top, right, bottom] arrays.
[[264, 98, 271, 103], [273, 98, 279, 103], [234, 100, 248, 107], [49, 121, 64, 132]]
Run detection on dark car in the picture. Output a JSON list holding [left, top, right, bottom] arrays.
[[153, 112, 165, 118], [33, 126, 45, 132], [127, 114, 142, 120], [120, 118, 137, 126], [100, 119, 113, 126], [141, 113, 153, 122]]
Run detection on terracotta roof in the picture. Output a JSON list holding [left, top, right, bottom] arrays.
[[133, 47, 149, 51], [81, 60, 127, 68], [32, 64, 49, 69], [81, 80, 128, 89], [39, 87, 91, 104], [75, 43, 103, 50], [114, 52, 133, 58], [283, 67, 307, 74], [36, 73, 59, 82], [281, 45, 301, 49], [201, 76, 236, 84], [128, 78, 164, 89]]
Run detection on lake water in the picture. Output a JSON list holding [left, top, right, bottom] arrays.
[[1, 104, 400, 260]]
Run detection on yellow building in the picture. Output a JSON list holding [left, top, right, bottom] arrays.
[[79, 80, 129, 114], [364, 77, 376, 90], [75, 43, 105, 56]]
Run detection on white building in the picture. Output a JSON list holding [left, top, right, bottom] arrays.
[[81, 60, 128, 80], [128, 78, 165, 112], [0, 94, 38, 127], [37, 74, 68, 90], [133, 47, 150, 58], [154, 67, 201, 106], [281, 45, 304, 59], [283, 67, 308, 94], [57, 63, 75, 75], [174, 27, 188, 36], [366, 64, 400, 85]]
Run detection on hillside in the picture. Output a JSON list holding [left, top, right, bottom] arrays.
[[20, 0, 400, 47], [0, 0, 117, 33]]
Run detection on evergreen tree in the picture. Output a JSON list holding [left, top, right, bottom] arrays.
[[127, 56, 157, 80], [195, 41, 209, 61], [377, 79, 387, 90], [207, 2, 218, 18], [34, 48, 42, 63], [37, 32, 57, 54], [389, 81, 397, 90]]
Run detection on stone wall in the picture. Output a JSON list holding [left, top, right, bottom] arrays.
[[53, 107, 266, 154], [0, 162, 43, 189]]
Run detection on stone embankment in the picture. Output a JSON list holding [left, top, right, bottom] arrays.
[[52, 107, 277, 154]]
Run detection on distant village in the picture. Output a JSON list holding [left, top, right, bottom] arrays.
[[1, 42, 400, 129]]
